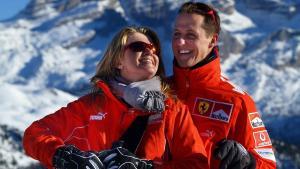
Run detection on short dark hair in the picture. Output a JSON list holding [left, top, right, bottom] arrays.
[[178, 2, 221, 37]]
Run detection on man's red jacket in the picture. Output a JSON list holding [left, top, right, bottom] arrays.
[[23, 80, 208, 169], [172, 49, 276, 169]]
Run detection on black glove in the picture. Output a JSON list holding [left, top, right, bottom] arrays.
[[53, 145, 104, 169], [97, 147, 153, 169], [214, 139, 256, 169]]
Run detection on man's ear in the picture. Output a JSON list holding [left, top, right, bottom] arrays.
[[209, 34, 218, 48]]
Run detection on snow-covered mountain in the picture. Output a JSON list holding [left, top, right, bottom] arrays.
[[0, 0, 299, 168]]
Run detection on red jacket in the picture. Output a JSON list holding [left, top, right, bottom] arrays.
[[172, 49, 276, 169], [23, 81, 208, 169]]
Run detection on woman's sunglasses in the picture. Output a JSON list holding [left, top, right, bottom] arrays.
[[124, 41, 157, 54]]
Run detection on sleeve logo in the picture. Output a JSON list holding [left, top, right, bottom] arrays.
[[192, 98, 233, 123], [248, 112, 265, 128], [254, 148, 276, 162], [253, 130, 272, 148]]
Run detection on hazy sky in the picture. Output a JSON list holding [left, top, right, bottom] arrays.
[[0, 0, 30, 21]]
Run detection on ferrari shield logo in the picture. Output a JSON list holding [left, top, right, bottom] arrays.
[[192, 98, 233, 123], [193, 98, 213, 116], [198, 101, 210, 114]]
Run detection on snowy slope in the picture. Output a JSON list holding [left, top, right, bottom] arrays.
[[0, 0, 299, 168]]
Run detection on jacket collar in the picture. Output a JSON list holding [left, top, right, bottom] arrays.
[[96, 80, 156, 115], [96, 80, 128, 110], [173, 48, 221, 91]]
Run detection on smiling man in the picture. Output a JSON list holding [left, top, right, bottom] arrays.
[[170, 2, 276, 169]]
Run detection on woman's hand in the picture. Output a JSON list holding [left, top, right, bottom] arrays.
[[53, 145, 104, 169], [97, 147, 153, 169]]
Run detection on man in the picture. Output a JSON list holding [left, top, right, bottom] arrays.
[[171, 2, 276, 169]]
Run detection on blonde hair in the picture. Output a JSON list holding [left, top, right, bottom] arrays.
[[91, 26, 171, 95]]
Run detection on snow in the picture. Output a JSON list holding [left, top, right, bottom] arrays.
[[0, 12, 99, 132], [0, 82, 77, 130], [221, 53, 242, 73], [220, 9, 255, 32]]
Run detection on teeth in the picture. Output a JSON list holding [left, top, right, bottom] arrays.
[[179, 50, 191, 54], [141, 58, 152, 63]]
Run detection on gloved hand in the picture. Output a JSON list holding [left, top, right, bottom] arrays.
[[120, 76, 166, 113], [97, 147, 153, 169], [214, 139, 256, 169], [53, 145, 104, 169], [139, 90, 166, 113]]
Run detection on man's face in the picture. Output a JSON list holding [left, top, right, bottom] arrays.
[[172, 13, 214, 68]]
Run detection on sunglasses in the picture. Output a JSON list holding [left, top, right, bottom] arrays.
[[124, 41, 157, 54]]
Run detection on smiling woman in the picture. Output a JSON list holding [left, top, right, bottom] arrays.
[[0, 0, 29, 21]]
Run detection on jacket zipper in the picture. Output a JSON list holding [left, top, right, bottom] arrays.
[[184, 72, 190, 101]]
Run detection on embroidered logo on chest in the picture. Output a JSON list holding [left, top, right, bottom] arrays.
[[200, 129, 216, 138], [90, 112, 107, 121], [192, 98, 233, 123]]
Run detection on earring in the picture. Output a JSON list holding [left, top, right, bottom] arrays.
[[117, 64, 123, 69]]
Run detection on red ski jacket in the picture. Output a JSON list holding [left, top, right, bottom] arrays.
[[23, 80, 208, 169], [171, 49, 276, 169]]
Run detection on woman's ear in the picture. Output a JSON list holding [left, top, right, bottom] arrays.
[[116, 62, 123, 69]]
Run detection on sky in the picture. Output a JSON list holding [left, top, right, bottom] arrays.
[[0, 0, 30, 21]]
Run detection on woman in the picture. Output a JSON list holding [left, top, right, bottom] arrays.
[[23, 26, 208, 169]]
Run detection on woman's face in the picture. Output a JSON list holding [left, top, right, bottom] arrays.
[[117, 32, 159, 82]]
